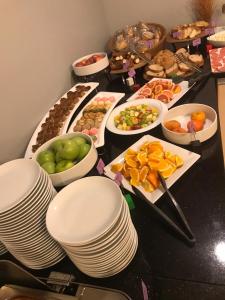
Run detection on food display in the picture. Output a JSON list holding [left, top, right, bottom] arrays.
[[207, 30, 225, 47], [37, 136, 91, 174], [209, 47, 225, 73], [169, 20, 209, 41], [114, 104, 159, 131], [68, 92, 125, 147], [30, 85, 93, 154], [72, 96, 115, 139], [134, 79, 182, 103], [110, 140, 183, 192], [164, 111, 206, 133], [75, 54, 105, 67], [72, 52, 109, 76], [143, 48, 204, 79], [109, 51, 144, 72], [110, 22, 165, 53], [162, 103, 218, 145]]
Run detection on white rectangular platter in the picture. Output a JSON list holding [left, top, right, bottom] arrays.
[[126, 78, 192, 109], [24, 82, 99, 159], [104, 135, 200, 204], [67, 91, 125, 148]]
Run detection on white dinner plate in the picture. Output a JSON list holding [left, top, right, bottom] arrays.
[[46, 176, 123, 246], [106, 99, 168, 135], [104, 134, 200, 204], [0, 159, 41, 213]]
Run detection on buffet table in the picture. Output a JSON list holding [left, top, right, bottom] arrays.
[[2, 73, 225, 300]]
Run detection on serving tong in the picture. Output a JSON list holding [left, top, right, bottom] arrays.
[[174, 53, 202, 73], [121, 174, 196, 245]]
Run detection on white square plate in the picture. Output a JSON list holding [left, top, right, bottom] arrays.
[[24, 82, 99, 159], [67, 91, 125, 148], [104, 135, 200, 204], [126, 78, 191, 109]]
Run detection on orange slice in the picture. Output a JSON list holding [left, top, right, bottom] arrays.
[[126, 148, 138, 156], [156, 159, 171, 173], [126, 158, 138, 168], [160, 165, 175, 179], [111, 163, 123, 173], [147, 170, 160, 188], [137, 151, 148, 166], [130, 168, 140, 186], [148, 142, 164, 154], [173, 85, 182, 94], [139, 166, 149, 182], [121, 163, 131, 178], [140, 142, 150, 151], [141, 180, 155, 192], [174, 155, 184, 168]]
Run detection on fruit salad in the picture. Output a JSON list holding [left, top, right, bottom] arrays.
[[111, 141, 183, 192], [114, 104, 159, 131]]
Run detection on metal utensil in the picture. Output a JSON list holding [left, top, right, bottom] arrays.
[[157, 172, 195, 240], [128, 41, 154, 65], [175, 53, 202, 73], [188, 120, 201, 147], [129, 184, 196, 245]]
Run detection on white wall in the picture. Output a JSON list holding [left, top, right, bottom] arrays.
[[102, 0, 225, 35], [0, 0, 108, 163]]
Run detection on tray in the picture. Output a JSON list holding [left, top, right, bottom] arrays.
[[110, 60, 147, 74], [104, 135, 200, 204], [24, 82, 99, 159], [209, 47, 225, 73], [67, 92, 125, 148], [126, 78, 191, 109]]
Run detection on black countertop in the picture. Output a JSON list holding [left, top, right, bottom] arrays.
[[2, 75, 225, 300]]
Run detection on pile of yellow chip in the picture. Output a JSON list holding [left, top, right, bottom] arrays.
[[111, 141, 184, 192]]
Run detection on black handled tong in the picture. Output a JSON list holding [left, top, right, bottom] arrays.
[[126, 175, 196, 245]]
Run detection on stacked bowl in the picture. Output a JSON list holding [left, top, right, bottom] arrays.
[[0, 159, 65, 269], [46, 176, 138, 278]]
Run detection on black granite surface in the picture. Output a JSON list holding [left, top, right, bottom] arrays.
[[1, 74, 225, 300]]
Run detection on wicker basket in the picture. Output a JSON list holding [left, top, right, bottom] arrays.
[[107, 22, 167, 58]]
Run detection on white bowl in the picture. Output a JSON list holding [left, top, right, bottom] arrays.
[[72, 52, 109, 76], [106, 99, 168, 135], [207, 30, 225, 47], [161, 103, 218, 145], [33, 132, 98, 187]]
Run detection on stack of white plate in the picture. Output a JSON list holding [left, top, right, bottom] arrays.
[[0, 159, 65, 269], [0, 241, 7, 255], [46, 176, 138, 278]]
